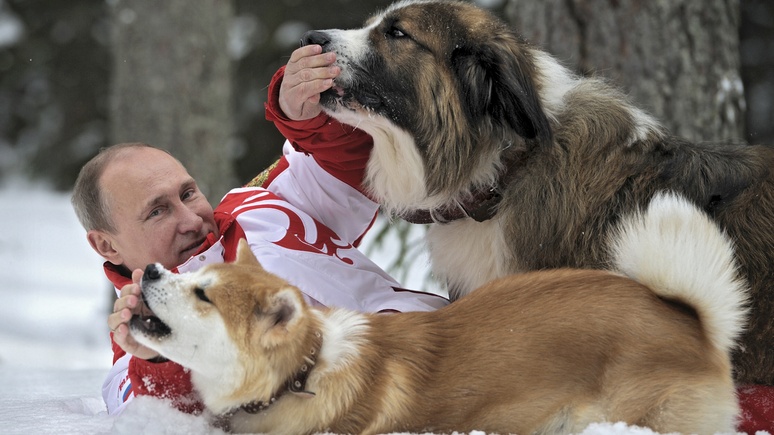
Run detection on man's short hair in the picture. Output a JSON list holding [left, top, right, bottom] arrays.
[[71, 142, 156, 232]]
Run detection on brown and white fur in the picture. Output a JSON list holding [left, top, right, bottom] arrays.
[[302, 0, 774, 385], [129, 193, 747, 435]]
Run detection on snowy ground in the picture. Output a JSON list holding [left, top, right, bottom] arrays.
[[0, 180, 114, 434], [0, 180, 751, 434]]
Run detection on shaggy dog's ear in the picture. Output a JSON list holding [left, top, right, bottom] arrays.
[[452, 37, 552, 144]]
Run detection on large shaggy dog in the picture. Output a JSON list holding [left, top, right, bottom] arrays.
[[302, 0, 774, 385], [130, 195, 747, 434]]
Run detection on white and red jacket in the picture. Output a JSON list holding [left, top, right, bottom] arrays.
[[101, 66, 448, 415]]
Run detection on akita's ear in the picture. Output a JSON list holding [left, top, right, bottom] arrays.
[[269, 288, 301, 328], [257, 287, 305, 348], [452, 36, 552, 144], [235, 238, 263, 269]]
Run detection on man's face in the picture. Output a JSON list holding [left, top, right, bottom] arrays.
[[90, 147, 219, 272]]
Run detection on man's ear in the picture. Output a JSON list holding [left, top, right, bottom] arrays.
[[235, 238, 263, 269], [87, 230, 123, 265]]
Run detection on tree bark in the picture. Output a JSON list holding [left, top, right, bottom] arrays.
[[505, 0, 745, 143], [109, 0, 234, 201]]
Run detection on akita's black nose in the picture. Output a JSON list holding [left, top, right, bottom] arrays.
[[143, 264, 161, 281], [301, 30, 331, 49]]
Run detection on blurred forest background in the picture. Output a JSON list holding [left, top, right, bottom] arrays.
[[0, 0, 772, 202]]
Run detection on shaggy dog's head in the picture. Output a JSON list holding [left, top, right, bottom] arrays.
[[304, 0, 551, 212], [129, 240, 318, 413]]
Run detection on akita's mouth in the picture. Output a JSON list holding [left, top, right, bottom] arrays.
[[130, 314, 172, 338]]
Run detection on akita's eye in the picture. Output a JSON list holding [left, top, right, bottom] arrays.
[[194, 287, 211, 303]]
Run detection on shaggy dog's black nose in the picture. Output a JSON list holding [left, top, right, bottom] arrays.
[[301, 30, 331, 49], [143, 264, 161, 281]]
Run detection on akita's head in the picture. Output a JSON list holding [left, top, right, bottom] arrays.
[[129, 239, 319, 412]]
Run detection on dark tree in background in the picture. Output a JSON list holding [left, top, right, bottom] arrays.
[[507, 0, 745, 142], [0, 0, 771, 193], [0, 0, 110, 188], [109, 0, 235, 201], [740, 0, 774, 144]]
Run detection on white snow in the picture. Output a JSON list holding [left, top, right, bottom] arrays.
[[0, 180, 753, 434], [0, 180, 113, 435]]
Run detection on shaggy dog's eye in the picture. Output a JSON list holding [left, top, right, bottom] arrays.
[[195, 287, 211, 303], [386, 26, 407, 39]]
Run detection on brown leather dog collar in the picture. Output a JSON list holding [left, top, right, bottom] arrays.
[[229, 330, 323, 416], [399, 185, 503, 224], [397, 149, 525, 225]]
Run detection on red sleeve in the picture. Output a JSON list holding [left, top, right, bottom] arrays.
[[112, 334, 203, 414], [264, 65, 374, 192]]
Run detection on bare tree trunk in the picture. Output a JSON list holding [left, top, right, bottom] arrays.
[[506, 0, 745, 142], [109, 0, 234, 201]]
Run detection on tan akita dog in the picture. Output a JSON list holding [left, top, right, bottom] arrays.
[[130, 193, 747, 435]]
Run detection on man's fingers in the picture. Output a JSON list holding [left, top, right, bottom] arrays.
[[132, 268, 143, 284], [108, 307, 131, 330], [113, 293, 138, 313], [280, 46, 339, 120], [108, 312, 124, 335], [280, 76, 336, 120], [108, 279, 161, 360], [289, 76, 334, 98], [118, 333, 161, 361], [118, 282, 140, 298], [287, 43, 322, 64], [307, 93, 321, 105], [283, 65, 339, 94], [108, 312, 118, 332], [284, 74, 335, 100], [286, 45, 335, 71], [285, 52, 337, 80]]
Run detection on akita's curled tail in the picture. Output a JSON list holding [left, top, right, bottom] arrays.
[[609, 192, 749, 354]]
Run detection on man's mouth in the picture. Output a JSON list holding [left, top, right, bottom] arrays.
[[181, 237, 207, 256]]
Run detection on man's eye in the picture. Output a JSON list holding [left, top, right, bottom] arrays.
[[148, 208, 162, 218], [182, 190, 195, 201]]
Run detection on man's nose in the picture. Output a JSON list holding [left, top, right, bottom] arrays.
[[178, 206, 204, 233], [143, 263, 161, 281]]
